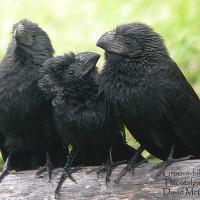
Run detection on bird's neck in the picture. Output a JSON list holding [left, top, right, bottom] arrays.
[[103, 55, 149, 77], [63, 80, 98, 104], [99, 56, 150, 104], [14, 45, 52, 66]]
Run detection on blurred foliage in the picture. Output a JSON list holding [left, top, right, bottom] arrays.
[[0, 154, 3, 169], [0, 0, 199, 167]]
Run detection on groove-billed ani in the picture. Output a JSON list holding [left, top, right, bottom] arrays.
[[0, 19, 66, 182], [39, 52, 143, 198], [97, 22, 200, 181]]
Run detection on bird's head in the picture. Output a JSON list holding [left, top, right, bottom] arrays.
[[39, 52, 100, 97], [62, 52, 100, 84], [12, 19, 54, 56], [97, 22, 169, 62]]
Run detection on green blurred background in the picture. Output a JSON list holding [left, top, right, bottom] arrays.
[[0, 0, 199, 169]]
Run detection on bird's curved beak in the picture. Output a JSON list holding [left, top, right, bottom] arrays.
[[13, 23, 24, 39], [78, 52, 100, 66], [76, 52, 100, 75], [96, 31, 120, 53]]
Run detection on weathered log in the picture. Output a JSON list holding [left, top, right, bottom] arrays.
[[1, 160, 200, 200]]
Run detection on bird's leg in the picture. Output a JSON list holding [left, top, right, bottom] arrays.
[[35, 152, 53, 181], [97, 146, 127, 185], [114, 146, 146, 183], [96, 129, 129, 184], [151, 145, 194, 179], [0, 152, 13, 183], [55, 147, 79, 199]]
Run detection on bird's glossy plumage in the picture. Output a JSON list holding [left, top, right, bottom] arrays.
[[39, 52, 139, 166], [0, 19, 65, 171], [97, 22, 200, 160]]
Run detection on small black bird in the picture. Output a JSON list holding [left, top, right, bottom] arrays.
[[39, 52, 142, 198], [0, 19, 66, 182], [97, 22, 200, 182]]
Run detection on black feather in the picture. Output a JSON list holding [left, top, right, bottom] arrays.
[[39, 52, 142, 166], [0, 19, 65, 171], [97, 22, 200, 160]]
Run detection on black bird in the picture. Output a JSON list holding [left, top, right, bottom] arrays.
[[97, 22, 200, 182], [39, 52, 143, 198], [0, 19, 66, 182]]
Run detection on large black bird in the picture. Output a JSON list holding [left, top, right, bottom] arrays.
[[0, 19, 66, 182], [39, 52, 143, 198], [97, 22, 200, 181]]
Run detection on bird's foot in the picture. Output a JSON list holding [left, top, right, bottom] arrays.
[[0, 169, 16, 182], [114, 146, 145, 184], [0, 168, 10, 183], [97, 160, 127, 185], [35, 152, 54, 181], [35, 160, 53, 181], [55, 166, 80, 199], [151, 146, 194, 180], [114, 159, 146, 184]]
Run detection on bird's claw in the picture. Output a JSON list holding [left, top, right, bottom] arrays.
[[55, 167, 80, 199], [35, 167, 46, 178], [114, 164, 132, 184], [114, 159, 147, 184], [151, 146, 194, 180], [35, 162, 53, 181], [97, 160, 127, 185]]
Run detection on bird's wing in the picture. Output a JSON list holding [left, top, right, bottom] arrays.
[[157, 59, 200, 155]]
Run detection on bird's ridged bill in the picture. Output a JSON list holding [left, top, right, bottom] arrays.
[[76, 52, 100, 66], [96, 31, 122, 54], [13, 23, 24, 38]]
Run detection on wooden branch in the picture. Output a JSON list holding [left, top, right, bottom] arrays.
[[1, 160, 200, 199]]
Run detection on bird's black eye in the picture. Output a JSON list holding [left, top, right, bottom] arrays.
[[32, 34, 36, 39], [78, 61, 83, 65], [125, 39, 132, 46], [68, 70, 74, 75]]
